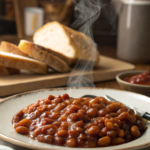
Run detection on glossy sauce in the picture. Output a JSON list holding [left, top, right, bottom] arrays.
[[122, 71, 150, 85], [12, 94, 147, 147]]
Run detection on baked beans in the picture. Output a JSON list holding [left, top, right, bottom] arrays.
[[12, 94, 147, 147]]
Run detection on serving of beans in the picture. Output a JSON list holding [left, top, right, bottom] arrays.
[[12, 94, 147, 147]]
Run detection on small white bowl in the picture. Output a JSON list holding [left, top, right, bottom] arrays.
[[116, 70, 150, 97]]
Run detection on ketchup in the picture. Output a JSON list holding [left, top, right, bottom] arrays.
[[122, 71, 150, 85]]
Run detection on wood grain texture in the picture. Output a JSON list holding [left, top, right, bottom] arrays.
[[0, 55, 134, 97]]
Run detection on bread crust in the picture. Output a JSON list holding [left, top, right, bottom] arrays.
[[18, 40, 71, 73], [0, 41, 28, 57], [0, 52, 48, 74], [33, 21, 100, 67]]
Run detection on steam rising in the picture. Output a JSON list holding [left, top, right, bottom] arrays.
[[67, 0, 111, 87]]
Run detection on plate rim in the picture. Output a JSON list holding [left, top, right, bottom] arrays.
[[0, 87, 150, 150]]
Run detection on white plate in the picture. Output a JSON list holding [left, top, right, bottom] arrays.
[[0, 87, 150, 150]]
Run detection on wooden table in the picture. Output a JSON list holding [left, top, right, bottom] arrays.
[[0, 47, 150, 150]]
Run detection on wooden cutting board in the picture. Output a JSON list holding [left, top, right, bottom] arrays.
[[0, 55, 135, 97]]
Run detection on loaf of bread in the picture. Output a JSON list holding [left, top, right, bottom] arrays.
[[18, 40, 70, 73], [0, 41, 28, 57], [33, 21, 100, 67], [0, 52, 48, 74]]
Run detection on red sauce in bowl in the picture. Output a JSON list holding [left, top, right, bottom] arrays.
[[122, 71, 150, 86]]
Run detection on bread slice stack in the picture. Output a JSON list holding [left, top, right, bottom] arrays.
[[0, 51, 48, 74], [0, 21, 100, 76]]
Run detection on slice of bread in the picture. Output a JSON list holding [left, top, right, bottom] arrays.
[[33, 21, 100, 67], [18, 40, 70, 73], [0, 65, 9, 76], [0, 41, 28, 57], [0, 52, 48, 74]]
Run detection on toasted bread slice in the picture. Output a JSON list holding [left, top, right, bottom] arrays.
[[0, 41, 28, 57], [18, 40, 70, 73], [0, 52, 48, 74], [33, 21, 100, 67]]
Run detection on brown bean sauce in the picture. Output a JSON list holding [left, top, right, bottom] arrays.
[[12, 94, 147, 147]]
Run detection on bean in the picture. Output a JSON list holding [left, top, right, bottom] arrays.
[[137, 120, 147, 131], [12, 116, 21, 124], [66, 138, 77, 147], [72, 121, 84, 128], [47, 125, 58, 135], [15, 126, 29, 135], [89, 97, 100, 104], [51, 97, 63, 104], [50, 112, 60, 119], [131, 126, 140, 138], [118, 130, 125, 138], [54, 136, 65, 146], [90, 103, 104, 110], [83, 115, 91, 122], [53, 121, 61, 127], [14, 119, 31, 128], [86, 126, 100, 135], [101, 127, 107, 136], [36, 134, 45, 142], [41, 118, 54, 125], [125, 131, 133, 142], [97, 136, 111, 147], [99, 97, 108, 105], [122, 123, 130, 131], [86, 108, 98, 118], [77, 139, 85, 147], [98, 123, 105, 129], [105, 122, 114, 130], [57, 130, 68, 137], [55, 103, 66, 112], [107, 103, 121, 112], [128, 115, 136, 125], [98, 109, 110, 117], [114, 123, 120, 132], [110, 113, 119, 117], [117, 108, 127, 114], [78, 133, 87, 140], [62, 94, 70, 100], [84, 122, 95, 129], [47, 95, 55, 100], [84, 141, 96, 148], [15, 110, 24, 119], [69, 129, 80, 138], [112, 137, 125, 145], [44, 135, 54, 144], [72, 99, 81, 105], [107, 130, 117, 138], [118, 112, 129, 120], [128, 109, 135, 116]]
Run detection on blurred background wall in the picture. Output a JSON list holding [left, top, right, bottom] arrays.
[[0, 0, 117, 46]]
